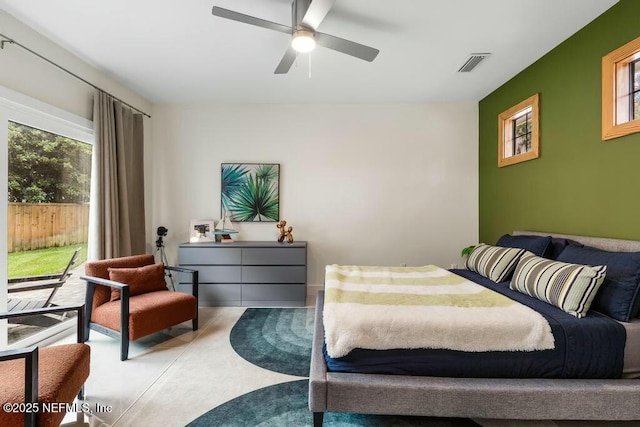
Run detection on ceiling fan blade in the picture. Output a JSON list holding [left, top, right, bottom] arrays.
[[212, 6, 292, 35], [315, 32, 379, 62], [301, 0, 336, 30], [274, 46, 297, 74]]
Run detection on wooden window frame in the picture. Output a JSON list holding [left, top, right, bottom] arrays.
[[498, 93, 539, 168], [602, 35, 640, 140]]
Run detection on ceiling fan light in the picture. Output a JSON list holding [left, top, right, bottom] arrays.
[[292, 30, 315, 53]]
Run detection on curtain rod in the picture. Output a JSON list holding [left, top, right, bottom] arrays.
[[0, 32, 151, 118]]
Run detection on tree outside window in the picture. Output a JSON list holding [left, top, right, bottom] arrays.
[[8, 122, 91, 204]]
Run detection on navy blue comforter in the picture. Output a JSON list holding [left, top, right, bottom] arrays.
[[324, 269, 626, 379]]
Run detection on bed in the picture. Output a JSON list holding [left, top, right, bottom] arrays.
[[308, 231, 640, 426]]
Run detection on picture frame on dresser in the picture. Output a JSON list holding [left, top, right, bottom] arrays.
[[189, 219, 216, 243]]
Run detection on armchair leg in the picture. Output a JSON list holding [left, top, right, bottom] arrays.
[[120, 287, 130, 361], [313, 412, 324, 427], [192, 317, 198, 331], [120, 335, 129, 361], [84, 283, 95, 342]]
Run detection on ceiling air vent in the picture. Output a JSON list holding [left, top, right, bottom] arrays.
[[458, 53, 491, 72]]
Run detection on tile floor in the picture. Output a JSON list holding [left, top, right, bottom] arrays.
[[58, 306, 300, 426]]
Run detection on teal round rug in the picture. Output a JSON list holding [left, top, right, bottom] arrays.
[[229, 307, 313, 377], [188, 379, 479, 427]]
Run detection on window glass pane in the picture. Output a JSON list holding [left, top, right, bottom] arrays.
[[7, 121, 90, 345], [512, 112, 532, 155], [8, 122, 91, 205], [514, 115, 527, 134], [503, 139, 514, 158], [634, 61, 640, 91], [514, 114, 532, 136], [514, 135, 532, 155], [635, 92, 640, 120]]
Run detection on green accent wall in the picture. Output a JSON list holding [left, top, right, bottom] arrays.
[[479, 0, 640, 245]]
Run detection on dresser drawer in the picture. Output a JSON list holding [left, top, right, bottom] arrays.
[[242, 247, 306, 265], [242, 266, 306, 283], [189, 266, 241, 283], [179, 247, 241, 265], [242, 284, 306, 302], [179, 283, 240, 306]]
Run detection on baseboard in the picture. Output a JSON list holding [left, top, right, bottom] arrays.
[[475, 421, 636, 427], [306, 284, 323, 306], [473, 420, 558, 427]]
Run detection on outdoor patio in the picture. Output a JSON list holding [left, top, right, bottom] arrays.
[[7, 263, 86, 344]]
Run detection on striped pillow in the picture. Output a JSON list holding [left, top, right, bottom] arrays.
[[510, 252, 607, 318], [465, 244, 525, 282]]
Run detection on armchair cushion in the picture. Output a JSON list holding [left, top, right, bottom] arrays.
[[92, 290, 197, 340], [108, 263, 167, 301], [0, 343, 90, 427], [85, 254, 155, 309]]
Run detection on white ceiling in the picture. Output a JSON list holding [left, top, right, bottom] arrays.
[[0, 0, 618, 104]]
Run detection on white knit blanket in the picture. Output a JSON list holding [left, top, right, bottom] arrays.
[[323, 264, 555, 358]]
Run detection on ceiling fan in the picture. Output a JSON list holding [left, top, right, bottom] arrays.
[[211, 0, 380, 74]]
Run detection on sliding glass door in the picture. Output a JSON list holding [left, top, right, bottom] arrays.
[[0, 86, 94, 348]]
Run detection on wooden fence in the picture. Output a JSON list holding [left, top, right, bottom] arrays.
[[7, 203, 89, 253]]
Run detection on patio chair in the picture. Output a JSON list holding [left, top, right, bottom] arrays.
[[82, 254, 199, 360], [7, 248, 81, 326], [0, 304, 90, 427]]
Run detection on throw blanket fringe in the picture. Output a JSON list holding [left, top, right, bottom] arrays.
[[323, 265, 554, 358]]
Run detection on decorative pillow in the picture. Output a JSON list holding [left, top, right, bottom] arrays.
[[557, 245, 640, 321], [108, 263, 167, 302], [510, 252, 607, 318], [496, 234, 552, 257], [544, 238, 584, 260], [465, 244, 526, 283]]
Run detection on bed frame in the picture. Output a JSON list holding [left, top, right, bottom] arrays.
[[309, 231, 640, 426]]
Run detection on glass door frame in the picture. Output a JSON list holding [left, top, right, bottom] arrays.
[[0, 85, 94, 349]]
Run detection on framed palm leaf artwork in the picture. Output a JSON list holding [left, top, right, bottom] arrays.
[[221, 163, 280, 222]]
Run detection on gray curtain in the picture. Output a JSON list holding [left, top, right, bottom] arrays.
[[89, 90, 146, 260]]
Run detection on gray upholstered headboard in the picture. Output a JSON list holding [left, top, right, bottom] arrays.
[[514, 231, 640, 252]]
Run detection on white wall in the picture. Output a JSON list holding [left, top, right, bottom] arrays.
[[150, 104, 479, 290]]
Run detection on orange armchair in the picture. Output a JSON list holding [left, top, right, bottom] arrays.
[[0, 305, 90, 427], [81, 254, 198, 361]]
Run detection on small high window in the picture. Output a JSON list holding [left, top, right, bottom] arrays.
[[498, 94, 539, 167], [602, 36, 640, 140]]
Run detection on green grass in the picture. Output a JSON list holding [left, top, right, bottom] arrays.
[[8, 244, 87, 278]]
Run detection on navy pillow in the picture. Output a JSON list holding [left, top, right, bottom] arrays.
[[495, 234, 552, 257], [557, 245, 640, 322], [545, 237, 584, 260]]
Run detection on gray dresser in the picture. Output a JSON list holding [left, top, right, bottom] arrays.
[[177, 241, 307, 307]]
